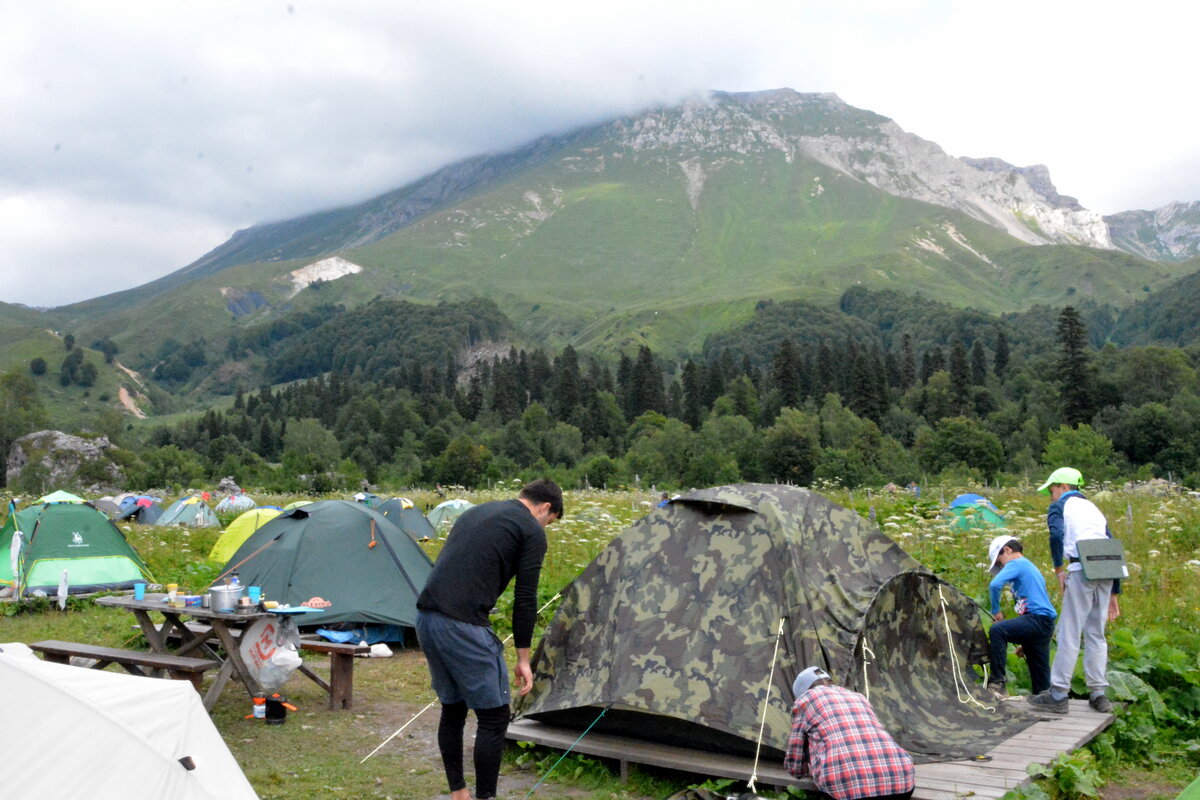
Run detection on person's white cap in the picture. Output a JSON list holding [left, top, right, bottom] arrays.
[[792, 666, 831, 698], [987, 535, 1018, 575]]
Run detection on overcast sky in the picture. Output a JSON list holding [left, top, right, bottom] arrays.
[[3, 0, 1196, 308]]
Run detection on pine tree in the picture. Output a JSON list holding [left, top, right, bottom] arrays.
[[949, 341, 971, 414], [629, 346, 665, 417], [920, 346, 945, 384], [970, 340, 988, 386], [771, 340, 802, 409], [993, 330, 1010, 378], [681, 359, 705, 428], [900, 334, 916, 390], [1057, 306, 1095, 425]]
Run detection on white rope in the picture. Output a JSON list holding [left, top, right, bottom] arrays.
[[859, 640, 876, 702], [747, 617, 786, 794], [937, 585, 995, 713], [361, 592, 563, 763]]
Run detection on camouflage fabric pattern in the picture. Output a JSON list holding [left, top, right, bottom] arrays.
[[515, 483, 1035, 760]]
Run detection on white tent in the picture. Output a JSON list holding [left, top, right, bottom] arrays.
[[0, 645, 258, 798]]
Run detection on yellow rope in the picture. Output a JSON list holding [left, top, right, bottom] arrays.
[[747, 617, 786, 794], [938, 585, 995, 713]]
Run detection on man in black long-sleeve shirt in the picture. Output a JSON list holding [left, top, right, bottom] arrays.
[[416, 479, 563, 800]]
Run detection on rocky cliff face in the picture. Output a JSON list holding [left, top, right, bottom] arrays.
[[609, 89, 1113, 249], [1105, 201, 1200, 262], [5, 430, 123, 493]]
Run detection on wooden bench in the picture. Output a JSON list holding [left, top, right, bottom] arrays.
[[30, 639, 219, 691], [151, 623, 370, 709]]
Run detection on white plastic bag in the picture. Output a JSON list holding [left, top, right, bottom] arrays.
[[239, 616, 302, 692]]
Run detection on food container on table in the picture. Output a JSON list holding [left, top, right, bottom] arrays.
[[184, 595, 202, 607], [209, 584, 244, 612]]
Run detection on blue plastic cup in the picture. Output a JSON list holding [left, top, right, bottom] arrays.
[[247, 586, 262, 604], [133, 582, 146, 601]]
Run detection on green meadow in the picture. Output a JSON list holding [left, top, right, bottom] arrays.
[[4, 483, 1198, 799]]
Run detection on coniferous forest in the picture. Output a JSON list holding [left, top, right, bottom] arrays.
[[8, 284, 1197, 495]]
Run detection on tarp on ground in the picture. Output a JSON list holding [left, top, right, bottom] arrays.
[[515, 483, 1035, 763], [221, 500, 434, 628], [0, 646, 258, 798], [1, 498, 153, 594], [377, 497, 437, 541]]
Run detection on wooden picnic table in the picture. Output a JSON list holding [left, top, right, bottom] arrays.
[[95, 593, 273, 711]]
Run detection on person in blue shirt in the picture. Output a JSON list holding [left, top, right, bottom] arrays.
[[985, 536, 1057, 699]]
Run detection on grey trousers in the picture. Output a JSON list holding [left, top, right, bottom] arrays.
[[1050, 571, 1113, 695]]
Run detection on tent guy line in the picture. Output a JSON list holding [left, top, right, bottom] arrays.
[[360, 592, 563, 764]]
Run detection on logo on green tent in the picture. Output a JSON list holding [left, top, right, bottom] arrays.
[[69, 531, 88, 547]]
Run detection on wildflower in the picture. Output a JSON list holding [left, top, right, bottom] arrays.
[[1148, 549, 1160, 558]]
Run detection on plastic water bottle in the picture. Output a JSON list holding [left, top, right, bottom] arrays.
[[230, 573, 240, 589]]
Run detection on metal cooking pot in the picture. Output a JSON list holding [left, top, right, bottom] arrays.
[[209, 584, 244, 612]]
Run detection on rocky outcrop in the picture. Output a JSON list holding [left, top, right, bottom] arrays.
[[5, 430, 123, 493], [608, 89, 1113, 250], [1105, 201, 1200, 262]]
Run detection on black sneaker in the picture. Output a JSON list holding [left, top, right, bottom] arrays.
[[1088, 694, 1113, 713], [1026, 690, 1068, 714]]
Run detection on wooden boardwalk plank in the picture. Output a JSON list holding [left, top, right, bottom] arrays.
[[507, 700, 1113, 800]]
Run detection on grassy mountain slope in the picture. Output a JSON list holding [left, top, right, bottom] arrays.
[[16, 91, 1195, 409]]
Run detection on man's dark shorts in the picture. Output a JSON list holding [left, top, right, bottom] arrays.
[[416, 609, 511, 709]]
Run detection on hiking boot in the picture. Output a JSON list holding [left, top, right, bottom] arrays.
[[985, 683, 1007, 701], [1026, 690, 1068, 714], [1088, 694, 1113, 713]]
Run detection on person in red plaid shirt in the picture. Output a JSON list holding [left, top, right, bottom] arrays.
[[784, 666, 915, 800]]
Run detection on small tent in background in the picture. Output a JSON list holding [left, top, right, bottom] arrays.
[[158, 495, 221, 528], [90, 498, 123, 518], [222, 500, 433, 630], [946, 493, 1006, 531], [0, 647, 259, 797], [215, 492, 256, 514], [116, 494, 166, 525], [1, 496, 153, 595], [207, 507, 282, 563], [377, 497, 437, 541], [282, 500, 313, 511], [352, 491, 381, 508], [427, 498, 474, 533], [515, 484, 1034, 763]]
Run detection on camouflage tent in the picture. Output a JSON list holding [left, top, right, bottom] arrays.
[[515, 484, 1035, 762]]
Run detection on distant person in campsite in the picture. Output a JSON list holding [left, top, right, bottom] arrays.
[[657, 492, 670, 507], [1027, 468, 1120, 715], [785, 666, 915, 800], [984, 536, 1057, 698], [415, 478, 563, 800]]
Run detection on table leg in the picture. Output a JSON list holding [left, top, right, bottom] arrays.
[[210, 620, 263, 699], [204, 659, 235, 712]]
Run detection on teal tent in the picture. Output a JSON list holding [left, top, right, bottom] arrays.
[[221, 500, 433, 628], [377, 497, 436, 541], [946, 493, 1006, 531], [158, 495, 220, 528], [427, 498, 474, 533], [2, 497, 153, 595]]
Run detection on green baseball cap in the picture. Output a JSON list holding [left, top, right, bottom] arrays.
[[1038, 467, 1082, 495]]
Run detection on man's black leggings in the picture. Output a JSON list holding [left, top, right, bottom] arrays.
[[437, 701, 510, 799]]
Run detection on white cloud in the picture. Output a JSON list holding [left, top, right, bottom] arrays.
[[0, 0, 1196, 306]]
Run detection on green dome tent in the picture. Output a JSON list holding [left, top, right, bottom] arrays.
[[207, 507, 282, 564], [2, 496, 153, 595], [158, 495, 220, 528], [377, 497, 436, 541], [515, 484, 1034, 762], [946, 493, 1006, 531], [221, 500, 434, 628], [426, 498, 474, 533]]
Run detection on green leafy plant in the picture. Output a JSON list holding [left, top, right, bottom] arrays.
[[1027, 750, 1102, 800]]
